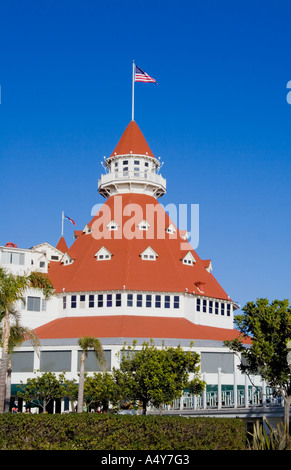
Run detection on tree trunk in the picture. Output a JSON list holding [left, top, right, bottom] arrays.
[[0, 308, 10, 413], [77, 351, 85, 413], [4, 358, 12, 413], [142, 399, 147, 415]]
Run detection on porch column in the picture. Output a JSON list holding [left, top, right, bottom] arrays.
[[180, 395, 183, 410], [244, 374, 249, 408], [203, 373, 207, 409], [262, 380, 266, 406], [233, 368, 237, 408], [217, 367, 222, 409]]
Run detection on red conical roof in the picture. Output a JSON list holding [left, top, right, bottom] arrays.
[[48, 193, 230, 300], [110, 121, 156, 159], [56, 236, 68, 253]]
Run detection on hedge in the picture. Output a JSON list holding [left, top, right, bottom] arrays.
[[0, 414, 246, 450]]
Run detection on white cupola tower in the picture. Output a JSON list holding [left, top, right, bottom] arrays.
[[98, 120, 166, 199]]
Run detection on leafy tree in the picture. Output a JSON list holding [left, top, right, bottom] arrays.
[[0, 267, 54, 413], [0, 319, 40, 412], [59, 376, 78, 412], [224, 298, 291, 431], [17, 371, 67, 412], [84, 372, 121, 412], [77, 337, 105, 413], [113, 340, 205, 415]]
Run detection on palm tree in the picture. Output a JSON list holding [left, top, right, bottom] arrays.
[[0, 320, 40, 412], [77, 337, 105, 413], [0, 267, 54, 413]]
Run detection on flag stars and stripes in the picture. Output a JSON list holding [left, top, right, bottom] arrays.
[[135, 65, 157, 84]]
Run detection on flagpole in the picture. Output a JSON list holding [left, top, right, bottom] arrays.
[[61, 211, 64, 237], [132, 60, 135, 121]]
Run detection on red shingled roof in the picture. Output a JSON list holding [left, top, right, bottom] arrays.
[[55, 236, 68, 254], [48, 193, 230, 300], [34, 315, 250, 343], [110, 120, 156, 159]]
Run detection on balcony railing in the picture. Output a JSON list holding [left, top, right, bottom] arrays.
[[98, 170, 166, 192]]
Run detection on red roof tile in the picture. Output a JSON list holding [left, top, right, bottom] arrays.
[[55, 236, 68, 253], [48, 193, 230, 300], [34, 315, 250, 344], [110, 121, 156, 159]]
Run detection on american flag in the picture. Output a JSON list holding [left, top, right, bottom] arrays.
[[64, 214, 76, 226], [135, 65, 157, 84]]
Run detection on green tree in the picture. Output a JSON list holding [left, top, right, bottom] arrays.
[[84, 372, 121, 412], [60, 376, 78, 412], [224, 298, 291, 431], [0, 267, 54, 413], [0, 319, 40, 412], [113, 340, 205, 415], [17, 371, 67, 413], [77, 337, 105, 413]]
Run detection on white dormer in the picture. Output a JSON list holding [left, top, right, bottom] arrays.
[[107, 220, 119, 231], [138, 220, 150, 231], [166, 223, 176, 235], [62, 253, 74, 265], [182, 251, 196, 266], [37, 253, 48, 270], [95, 246, 112, 261], [203, 260, 213, 273], [140, 246, 158, 261], [83, 224, 91, 235]]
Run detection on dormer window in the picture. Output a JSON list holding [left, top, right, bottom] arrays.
[[203, 259, 213, 273], [140, 246, 158, 261], [138, 220, 150, 231], [62, 253, 74, 265], [166, 224, 176, 235], [83, 224, 91, 235], [182, 251, 196, 266], [95, 246, 112, 261], [107, 220, 119, 231]]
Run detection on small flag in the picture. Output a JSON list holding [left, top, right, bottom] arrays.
[[135, 65, 157, 84], [64, 214, 76, 226]]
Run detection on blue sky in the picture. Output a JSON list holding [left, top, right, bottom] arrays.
[[1, 0, 291, 310]]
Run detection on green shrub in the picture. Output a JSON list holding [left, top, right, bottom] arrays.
[[0, 414, 246, 450]]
